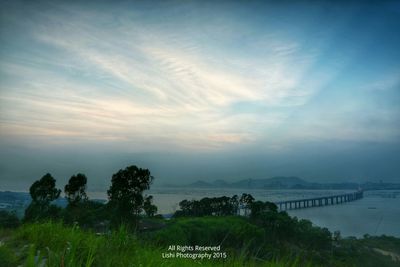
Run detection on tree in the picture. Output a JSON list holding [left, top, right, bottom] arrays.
[[230, 195, 240, 215], [29, 173, 61, 205], [143, 195, 157, 217], [65, 173, 88, 206], [24, 173, 61, 222], [249, 201, 267, 218], [265, 201, 278, 212], [240, 193, 254, 216], [176, 199, 194, 217], [174, 195, 243, 217], [64, 173, 93, 225], [107, 165, 154, 226], [64, 200, 109, 228], [333, 230, 341, 242]]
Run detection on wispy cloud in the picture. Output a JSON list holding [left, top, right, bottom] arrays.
[[1, 1, 399, 152]]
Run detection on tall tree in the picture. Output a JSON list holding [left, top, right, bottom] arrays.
[[230, 195, 240, 215], [65, 173, 88, 206], [24, 173, 61, 222], [143, 195, 157, 217], [107, 165, 154, 226], [29, 173, 61, 205], [240, 193, 254, 216]]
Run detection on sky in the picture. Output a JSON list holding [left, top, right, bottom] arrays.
[[1, 0, 400, 191]]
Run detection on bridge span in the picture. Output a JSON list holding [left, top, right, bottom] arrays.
[[275, 190, 363, 211]]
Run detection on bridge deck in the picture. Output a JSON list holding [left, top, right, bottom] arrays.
[[274, 190, 363, 211]]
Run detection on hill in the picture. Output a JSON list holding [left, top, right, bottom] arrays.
[[165, 177, 400, 190]]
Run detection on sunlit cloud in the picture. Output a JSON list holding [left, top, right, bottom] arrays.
[[0, 1, 399, 153]]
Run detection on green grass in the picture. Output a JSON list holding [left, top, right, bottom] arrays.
[[0, 245, 18, 267], [2, 220, 399, 267], [1, 221, 315, 267]]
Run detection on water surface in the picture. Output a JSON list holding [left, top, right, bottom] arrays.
[[88, 188, 400, 237]]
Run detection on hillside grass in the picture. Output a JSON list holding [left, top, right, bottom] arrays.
[[1, 218, 399, 267], [0, 221, 314, 267]]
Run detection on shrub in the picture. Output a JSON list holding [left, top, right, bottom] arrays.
[[0, 210, 20, 228]]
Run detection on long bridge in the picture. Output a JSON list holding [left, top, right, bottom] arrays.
[[275, 190, 364, 211]]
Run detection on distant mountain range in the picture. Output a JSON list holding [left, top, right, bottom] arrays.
[[163, 177, 400, 190]]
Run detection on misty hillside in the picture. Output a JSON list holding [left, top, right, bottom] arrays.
[[230, 176, 307, 188], [165, 177, 400, 190], [166, 176, 309, 189]]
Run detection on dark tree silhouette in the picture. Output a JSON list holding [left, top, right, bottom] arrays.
[[249, 201, 278, 218], [240, 193, 254, 216], [230, 194, 240, 215], [65, 173, 88, 206], [175, 196, 238, 217], [107, 165, 153, 226], [29, 173, 61, 205], [143, 195, 157, 217], [24, 173, 61, 222]]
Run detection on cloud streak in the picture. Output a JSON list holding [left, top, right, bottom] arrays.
[[0, 1, 399, 153]]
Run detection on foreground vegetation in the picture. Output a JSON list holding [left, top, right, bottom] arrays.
[[0, 221, 316, 267], [0, 219, 399, 267], [1, 165, 399, 266]]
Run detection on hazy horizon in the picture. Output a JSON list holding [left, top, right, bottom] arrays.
[[1, 0, 400, 191]]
